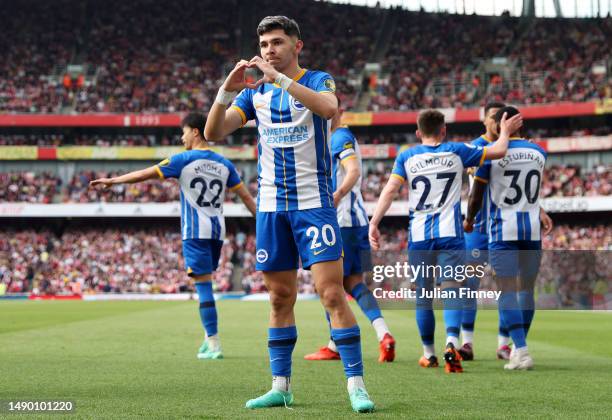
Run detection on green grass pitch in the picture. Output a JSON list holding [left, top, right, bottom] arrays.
[[1, 300, 611, 419]]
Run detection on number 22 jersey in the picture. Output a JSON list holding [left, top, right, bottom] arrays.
[[392, 142, 486, 242], [156, 148, 243, 241]]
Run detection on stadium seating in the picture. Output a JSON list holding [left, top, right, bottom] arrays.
[[1, 1, 609, 113]]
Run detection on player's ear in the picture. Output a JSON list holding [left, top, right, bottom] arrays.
[[440, 126, 447, 138], [294, 39, 303, 54], [415, 129, 422, 139]]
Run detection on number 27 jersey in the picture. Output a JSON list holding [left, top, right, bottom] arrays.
[[156, 148, 243, 241], [392, 142, 486, 242]]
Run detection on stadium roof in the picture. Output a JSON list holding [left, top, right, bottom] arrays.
[[325, 0, 612, 18]]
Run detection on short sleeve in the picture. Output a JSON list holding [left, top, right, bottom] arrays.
[[455, 143, 486, 168], [231, 88, 255, 125], [310, 71, 336, 94], [156, 153, 188, 179], [331, 130, 356, 162], [391, 153, 407, 183], [474, 161, 491, 183], [225, 160, 243, 191]]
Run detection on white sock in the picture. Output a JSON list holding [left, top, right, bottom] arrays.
[[514, 345, 528, 355], [207, 334, 220, 350], [327, 339, 338, 352], [423, 344, 435, 359], [372, 317, 390, 342], [498, 335, 510, 347], [461, 329, 474, 345], [347, 376, 365, 393], [447, 335, 459, 348], [272, 376, 291, 392]]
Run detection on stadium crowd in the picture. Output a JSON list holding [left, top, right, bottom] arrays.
[[1, 163, 609, 204], [1, 224, 609, 296], [1, 0, 610, 113]]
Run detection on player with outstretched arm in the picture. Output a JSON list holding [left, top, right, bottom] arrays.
[[91, 113, 256, 360]]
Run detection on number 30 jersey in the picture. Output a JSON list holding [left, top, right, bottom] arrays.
[[392, 142, 486, 242], [475, 139, 547, 242], [156, 148, 243, 241]]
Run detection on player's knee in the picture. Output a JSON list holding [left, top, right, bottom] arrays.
[[269, 287, 295, 313], [318, 285, 345, 310]]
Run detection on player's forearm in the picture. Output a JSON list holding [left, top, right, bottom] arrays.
[[204, 103, 229, 141], [286, 82, 337, 119], [111, 167, 157, 185], [370, 183, 398, 227], [237, 186, 256, 216], [466, 183, 485, 223], [336, 167, 360, 199], [485, 130, 510, 160]]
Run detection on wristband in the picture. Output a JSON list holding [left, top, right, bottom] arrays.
[[215, 88, 238, 106], [274, 73, 293, 90]]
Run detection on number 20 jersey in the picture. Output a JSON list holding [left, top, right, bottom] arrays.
[[475, 139, 547, 242], [231, 69, 336, 213], [392, 142, 486, 242], [156, 149, 242, 241]]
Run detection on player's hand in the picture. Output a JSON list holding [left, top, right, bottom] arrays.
[[89, 178, 114, 189], [540, 208, 554, 236], [499, 112, 523, 137], [463, 219, 474, 233], [222, 60, 260, 92], [333, 191, 341, 207], [369, 224, 381, 251], [248, 56, 280, 87]]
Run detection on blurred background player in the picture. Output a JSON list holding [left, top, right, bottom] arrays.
[[465, 106, 547, 370], [91, 113, 256, 359], [205, 16, 375, 413], [304, 97, 395, 363], [369, 109, 522, 373], [462, 102, 553, 361]]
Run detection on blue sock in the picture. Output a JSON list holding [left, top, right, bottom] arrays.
[[498, 309, 510, 339], [461, 277, 479, 332], [518, 290, 535, 337], [499, 292, 526, 348], [350, 283, 382, 323], [195, 281, 217, 337], [268, 326, 297, 377], [443, 287, 462, 344], [416, 294, 435, 346], [331, 325, 363, 377]]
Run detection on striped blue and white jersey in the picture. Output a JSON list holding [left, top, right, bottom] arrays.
[[331, 127, 368, 228], [475, 139, 547, 242], [232, 69, 336, 212], [156, 149, 242, 241], [469, 135, 494, 234], [392, 142, 486, 242]]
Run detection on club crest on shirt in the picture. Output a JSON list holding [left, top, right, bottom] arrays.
[[290, 97, 306, 112]]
